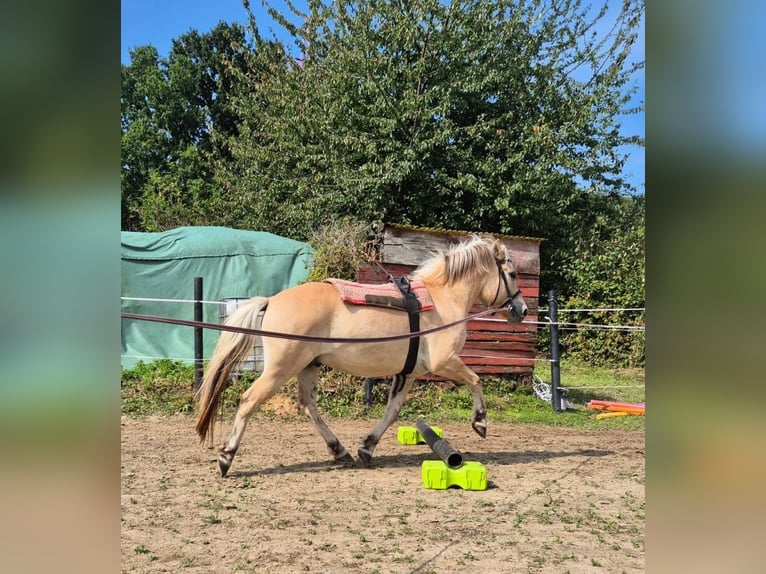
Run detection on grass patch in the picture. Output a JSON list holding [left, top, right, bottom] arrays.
[[121, 360, 196, 415], [121, 360, 254, 416], [121, 359, 644, 431], [540, 361, 645, 405]]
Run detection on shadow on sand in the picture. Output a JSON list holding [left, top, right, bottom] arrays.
[[229, 447, 614, 478]]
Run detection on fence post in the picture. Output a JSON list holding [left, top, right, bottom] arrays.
[[548, 290, 562, 412], [194, 277, 204, 392], [364, 378, 375, 407]]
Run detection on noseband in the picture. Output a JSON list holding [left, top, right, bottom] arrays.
[[494, 258, 521, 308]]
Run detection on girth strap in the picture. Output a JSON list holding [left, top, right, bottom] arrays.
[[390, 276, 421, 376]]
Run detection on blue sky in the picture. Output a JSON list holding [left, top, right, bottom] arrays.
[[121, 0, 644, 192], [120, 0, 290, 63]]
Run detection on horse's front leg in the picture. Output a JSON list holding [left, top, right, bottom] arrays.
[[431, 358, 488, 438], [358, 374, 414, 466]]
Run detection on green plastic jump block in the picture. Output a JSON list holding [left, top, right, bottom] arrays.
[[397, 425, 444, 445], [421, 460, 488, 491]]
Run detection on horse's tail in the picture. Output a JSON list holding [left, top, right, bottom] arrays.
[[195, 297, 269, 444]]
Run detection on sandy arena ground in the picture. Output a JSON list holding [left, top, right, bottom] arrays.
[[121, 414, 644, 573]]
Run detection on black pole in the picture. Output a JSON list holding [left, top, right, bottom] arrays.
[[548, 289, 562, 412], [415, 419, 463, 469], [364, 378, 375, 407], [194, 277, 203, 392]]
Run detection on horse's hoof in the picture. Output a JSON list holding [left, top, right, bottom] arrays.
[[472, 421, 487, 438], [357, 447, 373, 467], [218, 448, 236, 477], [335, 451, 355, 465]]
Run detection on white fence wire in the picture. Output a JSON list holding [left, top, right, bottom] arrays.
[[120, 296, 645, 401]]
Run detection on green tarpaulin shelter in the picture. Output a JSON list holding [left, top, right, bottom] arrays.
[[121, 226, 314, 369]]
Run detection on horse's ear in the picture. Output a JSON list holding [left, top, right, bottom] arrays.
[[492, 239, 506, 259]]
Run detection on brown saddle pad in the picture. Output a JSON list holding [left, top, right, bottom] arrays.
[[324, 278, 434, 311]]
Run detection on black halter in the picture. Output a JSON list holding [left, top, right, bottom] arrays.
[[494, 258, 521, 308]]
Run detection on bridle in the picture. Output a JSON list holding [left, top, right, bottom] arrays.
[[493, 258, 522, 308]]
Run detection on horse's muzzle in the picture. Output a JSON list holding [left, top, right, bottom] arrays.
[[507, 299, 528, 323]]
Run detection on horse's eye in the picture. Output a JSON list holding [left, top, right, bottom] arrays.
[[510, 272, 517, 280]]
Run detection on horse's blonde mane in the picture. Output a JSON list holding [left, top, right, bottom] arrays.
[[412, 235, 498, 285]]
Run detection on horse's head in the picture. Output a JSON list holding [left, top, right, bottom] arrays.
[[416, 235, 529, 323], [488, 240, 528, 323]]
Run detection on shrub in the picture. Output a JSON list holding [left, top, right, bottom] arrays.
[[306, 218, 372, 282], [557, 198, 645, 368]]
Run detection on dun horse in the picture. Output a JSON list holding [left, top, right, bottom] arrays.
[[196, 235, 528, 476]]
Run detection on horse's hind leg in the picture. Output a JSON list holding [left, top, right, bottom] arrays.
[[297, 365, 354, 464], [218, 369, 287, 477], [357, 374, 414, 467]]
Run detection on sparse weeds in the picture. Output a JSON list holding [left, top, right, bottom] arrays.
[[202, 511, 221, 525]]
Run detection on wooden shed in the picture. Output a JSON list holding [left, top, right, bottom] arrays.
[[357, 223, 542, 379]]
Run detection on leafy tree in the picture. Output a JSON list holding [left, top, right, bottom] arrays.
[[121, 45, 169, 229], [223, 0, 644, 293], [119, 0, 645, 366], [120, 22, 254, 230]]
